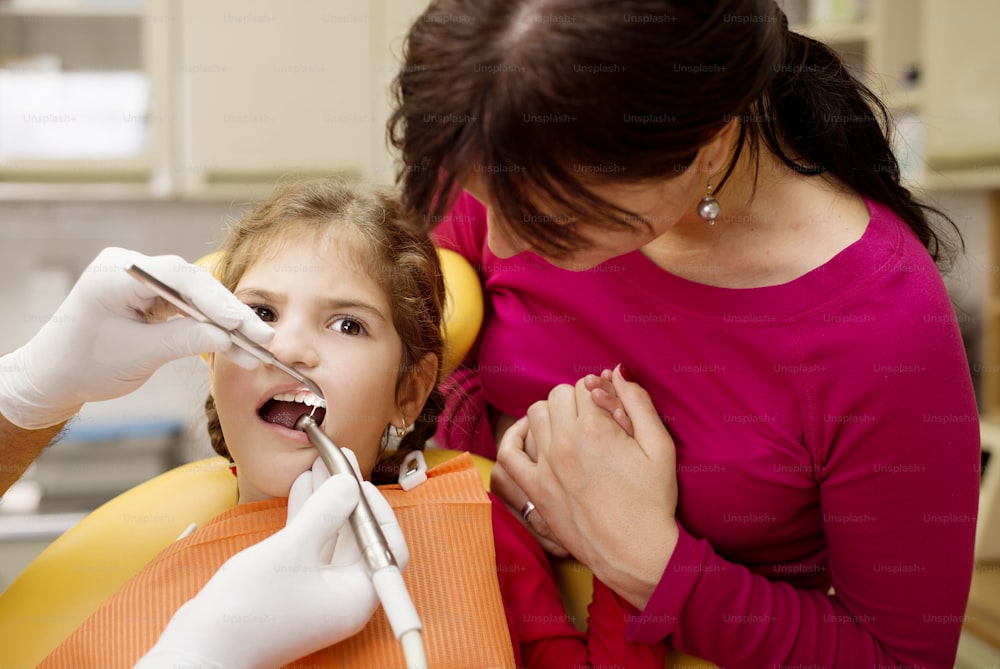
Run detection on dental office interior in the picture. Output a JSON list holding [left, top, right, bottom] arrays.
[[0, 0, 999, 666]]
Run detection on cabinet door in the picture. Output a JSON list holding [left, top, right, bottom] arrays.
[[0, 0, 171, 195], [922, 0, 1000, 168], [176, 0, 375, 193]]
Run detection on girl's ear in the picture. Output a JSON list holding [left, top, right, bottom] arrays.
[[397, 353, 438, 424]]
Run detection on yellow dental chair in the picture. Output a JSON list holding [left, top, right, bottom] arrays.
[[0, 248, 486, 668], [0, 249, 712, 669]]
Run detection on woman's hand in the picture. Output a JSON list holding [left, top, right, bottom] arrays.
[[496, 365, 680, 610], [491, 414, 570, 557], [490, 371, 632, 557]]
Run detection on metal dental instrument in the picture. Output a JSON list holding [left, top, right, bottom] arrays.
[[295, 414, 426, 668], [125, 264, 325, 401]]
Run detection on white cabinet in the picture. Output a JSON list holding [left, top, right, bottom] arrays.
[[174, 0, 377, 196], [922, 0, 1000, 172], [0, 0, 432, 198], [782, 0, 1000, 189], [0, 0, 171, 196]]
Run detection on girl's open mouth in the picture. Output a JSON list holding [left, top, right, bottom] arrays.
[[258, 391, 327, 429]]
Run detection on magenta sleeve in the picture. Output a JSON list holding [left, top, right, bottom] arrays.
[[628, 398, 978, 668]]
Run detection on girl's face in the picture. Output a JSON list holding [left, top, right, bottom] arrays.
[[208, 227, 405, 503]]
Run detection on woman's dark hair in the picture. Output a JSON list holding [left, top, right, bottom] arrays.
[[388, 0, 960, 266], [205, 178, 446, 485]]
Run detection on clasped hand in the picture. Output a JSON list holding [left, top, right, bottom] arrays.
[[494, 365, 680, 610]]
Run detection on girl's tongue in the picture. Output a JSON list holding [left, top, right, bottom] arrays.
[[259, 399, 326, 429]]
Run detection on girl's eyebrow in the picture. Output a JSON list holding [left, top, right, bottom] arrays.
[[235, 287, 283, 302], [318, 297, 388, 323], [236, 287, 388, 323]]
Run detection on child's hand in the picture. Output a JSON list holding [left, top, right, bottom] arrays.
[[583, 366, 635, 437]]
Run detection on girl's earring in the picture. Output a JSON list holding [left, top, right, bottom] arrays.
[[697, 175, 721, 225], [395, 417, 407, 439]]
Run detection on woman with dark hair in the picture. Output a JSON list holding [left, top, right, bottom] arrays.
[[389, 1, 979, 667]]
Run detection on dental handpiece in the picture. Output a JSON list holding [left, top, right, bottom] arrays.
[[294, 414, 426, 668], [294, 414, 397, 574]]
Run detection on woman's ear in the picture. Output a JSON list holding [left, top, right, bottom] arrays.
[[696, 118, 741, 178], [396, 353, 438, 425]]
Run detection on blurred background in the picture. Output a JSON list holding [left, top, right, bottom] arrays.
[[0, 0, 998, 663]]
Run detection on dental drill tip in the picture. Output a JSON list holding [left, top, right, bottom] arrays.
[[295, 414, 318, 432]]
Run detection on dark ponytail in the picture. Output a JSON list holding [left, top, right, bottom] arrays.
[[730, 20, 961, 266]]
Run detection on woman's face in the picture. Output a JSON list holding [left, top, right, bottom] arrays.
[[208, 228, 404, 502], [462, 168, 705, 270]]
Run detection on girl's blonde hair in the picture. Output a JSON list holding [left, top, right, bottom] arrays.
[[205, 178, 445, 484]]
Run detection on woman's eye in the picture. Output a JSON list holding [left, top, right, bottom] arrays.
[[250, 305, 277, 323], [331, 317, 366, 336]]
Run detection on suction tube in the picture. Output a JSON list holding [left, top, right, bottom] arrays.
[[294, 415, 426, 669]]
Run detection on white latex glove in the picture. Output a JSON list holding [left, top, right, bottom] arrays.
[[136, 455, 409, 669], [0, 246, 273, 429], [287, 454, 410, 570]]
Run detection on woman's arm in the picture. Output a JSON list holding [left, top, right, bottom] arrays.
[[500, 364, 979, 668]]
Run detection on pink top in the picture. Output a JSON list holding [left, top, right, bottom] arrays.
[[433, 191, 980, 668]]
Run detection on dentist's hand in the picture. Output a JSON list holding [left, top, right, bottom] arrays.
[[137, 456, 408, 669], [0, 247, 273, 429]]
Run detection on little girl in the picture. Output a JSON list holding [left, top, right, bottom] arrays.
[[40, 179, 666, 668]]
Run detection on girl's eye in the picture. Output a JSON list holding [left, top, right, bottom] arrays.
[[331, 317, 366, 336], [250, 305, 277, 323]]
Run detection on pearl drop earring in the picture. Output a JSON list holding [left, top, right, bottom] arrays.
[[697, 175, 721, 225]]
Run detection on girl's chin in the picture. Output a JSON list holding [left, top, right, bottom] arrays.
[[238, 457, 322, 501], [239, 479, 300, 503]]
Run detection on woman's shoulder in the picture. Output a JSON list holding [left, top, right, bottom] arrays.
[[432, 190, 489, 257]]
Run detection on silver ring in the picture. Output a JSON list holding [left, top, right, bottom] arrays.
[[521, 500, 536, 522]]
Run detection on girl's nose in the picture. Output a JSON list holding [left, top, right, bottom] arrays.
[[266, 320, 321, 372]]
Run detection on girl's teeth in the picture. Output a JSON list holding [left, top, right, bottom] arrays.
[[271, 391, 326, 408]]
